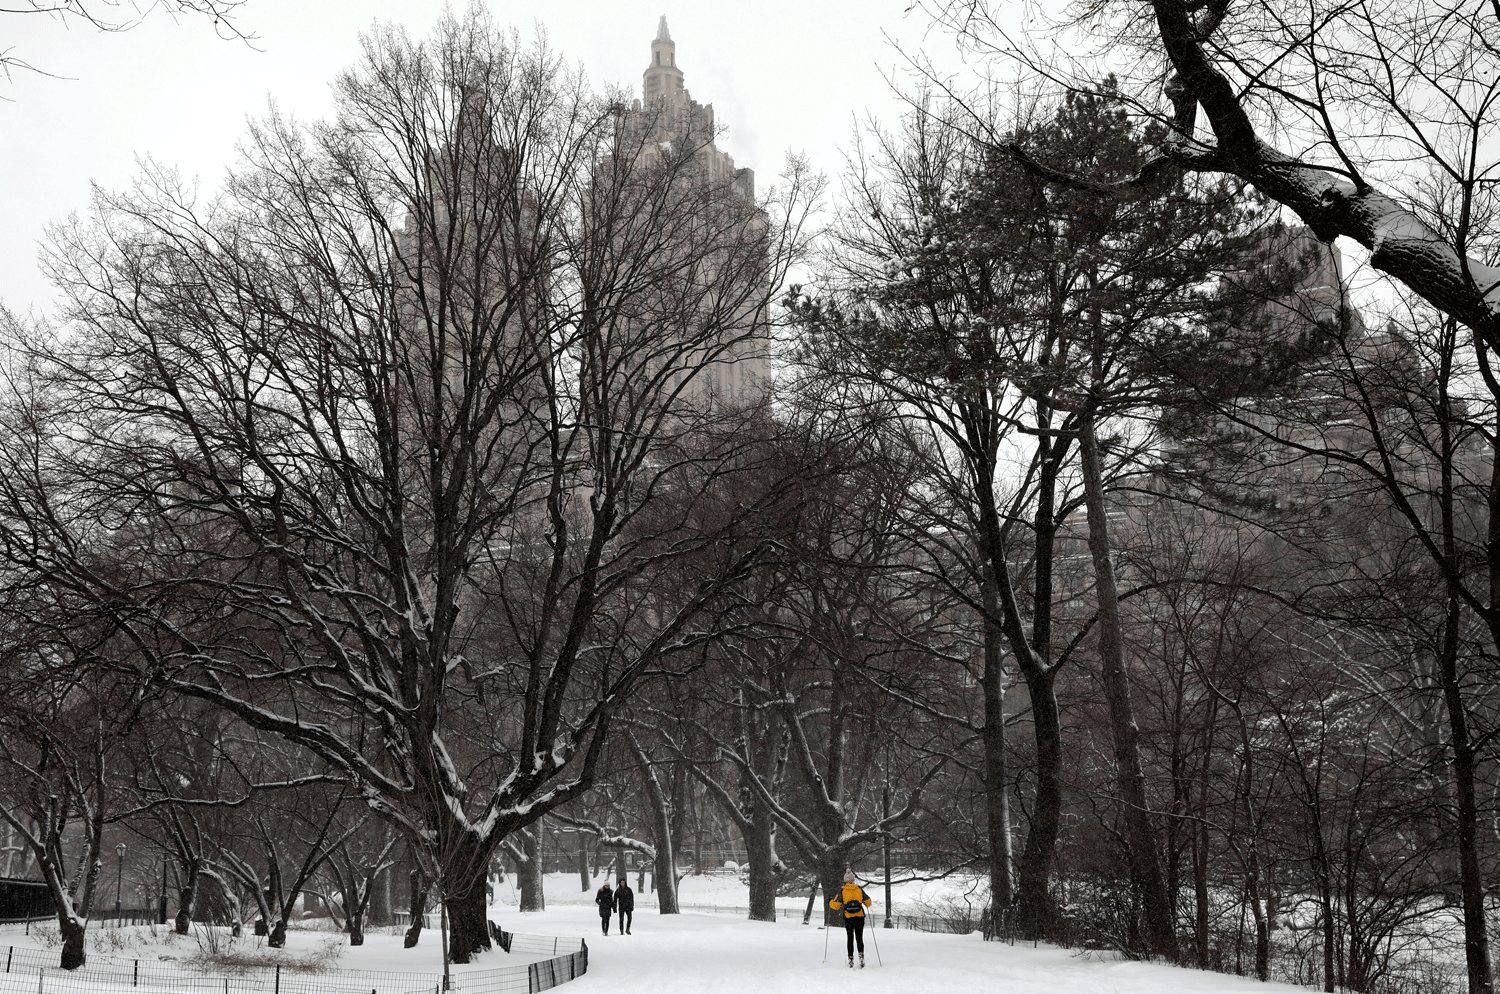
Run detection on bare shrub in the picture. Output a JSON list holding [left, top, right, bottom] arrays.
[[189, 936, 344, 974]]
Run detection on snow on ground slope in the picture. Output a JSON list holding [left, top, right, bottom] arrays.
[[1, 874, 1310, 994], [508, 905, 1312, 994]]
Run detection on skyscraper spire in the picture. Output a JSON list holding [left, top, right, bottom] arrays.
[[645, 14, 682, 104]]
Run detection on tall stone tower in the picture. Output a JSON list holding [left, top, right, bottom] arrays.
[[621, 16, 770, 406], [630, 16, 756, 201], [644, 16, 684, 112]]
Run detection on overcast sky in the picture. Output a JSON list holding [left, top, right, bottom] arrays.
[[1, 0, 1002, 317]]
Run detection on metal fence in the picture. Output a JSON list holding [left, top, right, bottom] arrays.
[[0, 933, 587, 994], [0, 912, 157, 931]]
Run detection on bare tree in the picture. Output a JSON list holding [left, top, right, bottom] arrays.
[[3, 0, 254, 83], [925, 0, 1500, 346], [318, 823, 399, 945], [211, 784, 358, 947], [0, 9, 812, 962], [0, 630, 137, 969], [667, 422, 951, 923], [793, 84, 1279, 957]]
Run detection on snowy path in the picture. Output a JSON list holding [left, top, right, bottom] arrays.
[[508, 906, 1311, 994]]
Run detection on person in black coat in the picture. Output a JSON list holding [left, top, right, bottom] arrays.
[[614, 879, 635, 935], [594, 882, 615, 935]]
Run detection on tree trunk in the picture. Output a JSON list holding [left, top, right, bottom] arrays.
[[1010, 426, 1067, 942], [404, 866, 428, 947], [691, 790, 705, 877], [58, 914, 86, 971], [431, 828, 496, 964], [175, 861, 198, 934], [1193, 701, 1217, 969], [247, 882, 272, 938], [1450, 703, 1493, 994], [652, 850, 679, 914], [444, 882, 490, 964], [980, 574, 1013, 932], [371, 866, 392, 928], [269, 917, 288, 948], [1014, 660, 1060, 938], [744, 813, 778, 922], [1077, 411, 1179, 962], [818, 858, 847, 928], [206, 873, 242, 938], [1345, 865, 1367, 994], [577, 832, 591, 892], [348, 908, 365, 946], [801, 881, 818, 925], [639, 747, 679, 914], [1439, 342, 1494, 994], [1246, 871, 1268, 983], [1193, 823, 1210, 969], [517, 830, 544, 913], [1444, 597, 1495, 994], [1320, 880, 1335, 993]]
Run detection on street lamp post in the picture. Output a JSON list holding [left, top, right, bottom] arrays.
[[115, 843, 126, 923]]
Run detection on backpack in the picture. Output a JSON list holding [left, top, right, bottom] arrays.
[[842, 887, 865, 914]]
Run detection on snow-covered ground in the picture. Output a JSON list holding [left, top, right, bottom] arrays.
[[0, 916, 549, 975], [0, 872, 1317, 994], [518, 905, 1315, 994]]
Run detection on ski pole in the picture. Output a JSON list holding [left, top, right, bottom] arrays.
[[822, 914, 830, 963], [868, 919, 882, 966]]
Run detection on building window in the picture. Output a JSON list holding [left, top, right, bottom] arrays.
[[656, 52, 661, 65]]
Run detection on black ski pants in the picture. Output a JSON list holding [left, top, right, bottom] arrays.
[[843, 915, 865, 957], [618, 907, 632, 933]]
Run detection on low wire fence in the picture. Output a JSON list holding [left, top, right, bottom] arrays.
[[0, 933, 587, 994]]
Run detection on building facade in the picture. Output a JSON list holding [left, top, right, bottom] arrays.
[[617, 17, 772, 407]]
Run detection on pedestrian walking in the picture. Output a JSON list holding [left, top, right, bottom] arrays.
[[615, 878, 635, 934], [828, 870, 872, 968], [595, 881, 615, 935]]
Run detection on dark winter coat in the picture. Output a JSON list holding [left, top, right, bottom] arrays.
[[615, 884, 635, 912], [595, 886, 615, 917]]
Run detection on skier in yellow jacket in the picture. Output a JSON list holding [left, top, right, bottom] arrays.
[[829, 870, 872, 968]]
